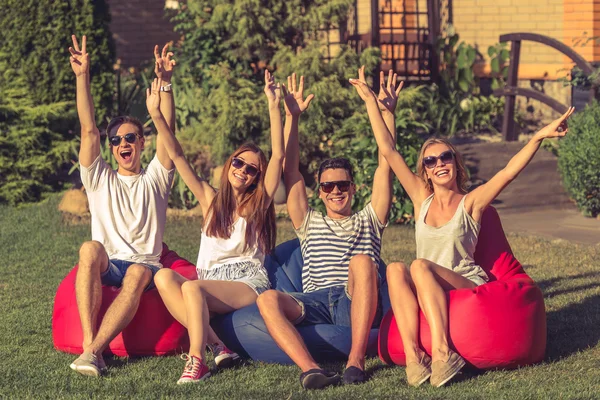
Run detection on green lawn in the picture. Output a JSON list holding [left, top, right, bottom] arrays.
[[1, 195, 599, 399]]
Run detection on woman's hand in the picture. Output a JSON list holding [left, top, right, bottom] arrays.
[[264, 70, 281, 109], [154, 43, 176, 83], [69, 35, 89, 77], [377, 69, 404, 115], [349, 66, 377, 103], [535, 107, 575, 140], [283, 73, 314, 117], [146, 78, 162, 116]]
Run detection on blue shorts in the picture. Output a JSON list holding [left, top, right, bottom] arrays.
[[288, 285, 382, 328], [100, 259, 160, 291]]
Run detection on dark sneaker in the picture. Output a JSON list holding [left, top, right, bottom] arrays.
[[212, 344, 240, 369], [97, 356, 108, 375], [342, 366, 366, 385], [300, 369, 340, 390], [406, 353, 432, 387], [70, 353, 101, 377], [430, 350, 466, 387], [177, 354, 211, 384]]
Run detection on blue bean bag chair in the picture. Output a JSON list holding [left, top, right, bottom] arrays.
[[211, 239, 390, 364]]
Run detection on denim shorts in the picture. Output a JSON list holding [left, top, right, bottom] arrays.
[[288, 285, 382, 328], [100, 259, 160, 291], [198, 261, 270, 296]]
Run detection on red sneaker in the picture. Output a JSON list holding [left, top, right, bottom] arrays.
[[212, 344, 240, 369], [177, 354, 210, 384]]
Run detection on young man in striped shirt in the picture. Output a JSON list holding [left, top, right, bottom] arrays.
[[257, 68, 402, 389]]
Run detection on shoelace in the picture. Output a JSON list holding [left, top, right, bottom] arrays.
[[180, 354, 201, 377]]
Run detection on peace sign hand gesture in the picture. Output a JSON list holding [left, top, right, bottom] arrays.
[[536, 107, 575, 139], [69, 35, 89, 77], [377, 69, 404, 115], [264, 70, 281, 108], [154, 43, 176, 83], [282, 73, 315, 117]]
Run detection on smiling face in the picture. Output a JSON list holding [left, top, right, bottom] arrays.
[[318, 168, 355, 218], [423, 143, 457, 190], [109, 122, 144, 176], [228, 150, 261, 192]]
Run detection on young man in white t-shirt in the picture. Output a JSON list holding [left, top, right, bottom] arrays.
[[67, 35, 176, 376], [256, 70, 403, 389]]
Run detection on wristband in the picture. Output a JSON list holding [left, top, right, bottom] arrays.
[[160, 83, 172, 92]]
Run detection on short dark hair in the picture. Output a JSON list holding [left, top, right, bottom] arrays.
[[106, 116, 144, 139], [317, 157, 354, 182]]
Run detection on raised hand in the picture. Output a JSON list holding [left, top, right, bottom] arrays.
[[536, 107, 575, 139], [283, 73, 315, 117], [349, 66, 377, 102], [146, 78, 162, 115], [264, 70, 281, 108], [69, 35, 89, 77], [154, 43, 176, 83], [377, 69, 404, 114]]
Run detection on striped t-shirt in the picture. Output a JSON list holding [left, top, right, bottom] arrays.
[[295, 203, 385, 293]]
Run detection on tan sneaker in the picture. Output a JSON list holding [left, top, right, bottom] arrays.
[[430, 350, 466, 387], [406, 353, 432, 387]]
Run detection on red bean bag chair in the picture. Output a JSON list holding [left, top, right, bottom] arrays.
[[378, 206, 546, 369], [52, 243, 196, 357]]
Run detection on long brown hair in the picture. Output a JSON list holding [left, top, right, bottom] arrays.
[[205, 143, 276, 254], [416, 137, 469, 194]]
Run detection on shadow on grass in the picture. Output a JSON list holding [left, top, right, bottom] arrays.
[[537, 273, 600, 361]]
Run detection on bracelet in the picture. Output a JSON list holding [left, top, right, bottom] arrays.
[[160, 83, 172, 92]]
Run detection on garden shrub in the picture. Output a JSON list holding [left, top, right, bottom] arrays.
[[0, 0, 115, 204], [557, 101, 600, 217]]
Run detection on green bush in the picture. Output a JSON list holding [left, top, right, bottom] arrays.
[[0, 0, 115, 204], [558, 102, 600, 217]]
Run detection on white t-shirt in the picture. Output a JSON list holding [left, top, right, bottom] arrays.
[[80, 155, 174, 267], [196, 217, 265, 276]]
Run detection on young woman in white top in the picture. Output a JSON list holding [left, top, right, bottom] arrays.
[[147, 71, 284, 384], [350, 67, 574, 387]]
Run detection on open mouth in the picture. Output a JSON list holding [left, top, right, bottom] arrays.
[[120, 149, 133, 162], [435, 169, 449, 177], [328, 195, 345, 204], [233, 172, 248, 183]]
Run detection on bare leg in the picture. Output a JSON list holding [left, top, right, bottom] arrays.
[[257, 290, 319, 372], [75, 241, 109, 353], [345, 254, 378, 371], [181, 280, 257, 361], [410, 259, 476, 362], [87, 264, 152, 357], [387, 261, 426, 364]]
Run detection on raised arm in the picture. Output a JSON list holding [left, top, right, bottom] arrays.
[[153, 43, 176, 170], [466, 107, 575, 222], [349, 67, 429, 207], [282, 74, 315, 229], [146, 78, 216, 215], [69, 35, 100, 167], [262, 70, 284, 207]]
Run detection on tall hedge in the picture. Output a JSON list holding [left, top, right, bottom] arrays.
[[0, 0, 116, 204], [558, 102, 600, 217]]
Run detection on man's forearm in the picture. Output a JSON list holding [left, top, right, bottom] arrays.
[[76, 74, 97, 132]]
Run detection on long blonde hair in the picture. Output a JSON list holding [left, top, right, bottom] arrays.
[[416, 137, 469, 194]]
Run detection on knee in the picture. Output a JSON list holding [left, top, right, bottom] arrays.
[[348, 254, 377, 279], [78, 241, 106, 268], [256, 290, 281, 315], [409, 259, 431, 282], [122, 264, 152, 291], [386, 261, 410, 282], [181, 280, 203, 298], [154, 268, 174, 292]]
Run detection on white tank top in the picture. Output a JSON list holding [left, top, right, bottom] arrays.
[[196, 217, 265, 276], [415, 194, 479, 270]]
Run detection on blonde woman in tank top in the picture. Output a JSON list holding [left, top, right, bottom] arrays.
[[146, 71, 284, 384], [350, 72, 574, 387]]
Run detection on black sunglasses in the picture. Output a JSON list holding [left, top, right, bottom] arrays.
[[109, 133, 140, 147], [231, 157, 260, 177], [423, 150, 454, 169], [319, 180, 353, 194]]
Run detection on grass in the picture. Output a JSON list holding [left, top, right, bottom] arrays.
[[1, 194, 599, 399]]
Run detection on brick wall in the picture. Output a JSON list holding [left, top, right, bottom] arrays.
[[106, 0, 179, 69]]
